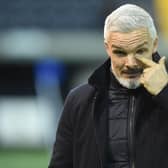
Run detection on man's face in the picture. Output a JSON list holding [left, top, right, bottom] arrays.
[[105, 28, 158, 89]]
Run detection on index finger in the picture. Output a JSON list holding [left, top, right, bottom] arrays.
[[135, 56, 157, 68]]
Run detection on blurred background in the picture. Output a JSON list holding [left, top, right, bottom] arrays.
[[0, 0, 167, 168]]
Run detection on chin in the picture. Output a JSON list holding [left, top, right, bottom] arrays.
[[111, 65, 141, 89], [112, 69, 141, 89], [117, 77, 141, 89]]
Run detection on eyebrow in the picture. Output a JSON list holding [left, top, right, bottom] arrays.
[[111, 41, 148, 50]]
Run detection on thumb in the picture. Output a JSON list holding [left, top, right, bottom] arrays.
[[159, 56, 166, 65], [159, 56, 168, 74]]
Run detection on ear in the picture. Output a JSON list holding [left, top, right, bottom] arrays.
[[152, 37, 158, 53], [104, 42, 111, 57]]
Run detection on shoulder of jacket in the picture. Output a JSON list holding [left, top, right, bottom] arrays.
[[66, 83, 95, 105], [70, 83, 94, 95]]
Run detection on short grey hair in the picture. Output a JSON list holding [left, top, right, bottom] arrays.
[[104, 4, 157, 42]]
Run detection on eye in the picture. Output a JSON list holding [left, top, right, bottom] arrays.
[[136, 48, 147, 55], [113, 50, 127, 57]]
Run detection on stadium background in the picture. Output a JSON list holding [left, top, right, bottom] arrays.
[[0, 0, 167, 167]]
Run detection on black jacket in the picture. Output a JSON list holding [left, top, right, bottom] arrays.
[[48, 54, 168, 168]]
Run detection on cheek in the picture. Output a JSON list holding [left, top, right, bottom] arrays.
[[143, 47, 153, 58], [138, 51, 153, 61], [145, 51, 153, 59], [112, 58, 125, 72]]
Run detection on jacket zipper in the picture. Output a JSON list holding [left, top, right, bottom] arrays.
[[128, 95, 135, 168], [92, 92, 103, 168]]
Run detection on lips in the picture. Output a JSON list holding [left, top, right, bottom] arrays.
[[122, 69, 143, 78], [123, 72, 141, 78], [121, 67, 143, 78]]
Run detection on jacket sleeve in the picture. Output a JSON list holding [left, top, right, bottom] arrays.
[[154, 84, 168, 111], [48, 91, 75, 168]]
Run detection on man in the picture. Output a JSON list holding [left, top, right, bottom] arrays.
[[48, 4, 168, 168]]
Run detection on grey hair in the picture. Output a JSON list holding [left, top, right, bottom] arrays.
[[104, 4, 157, 42]]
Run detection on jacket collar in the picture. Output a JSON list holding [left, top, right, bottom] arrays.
[[88, 52, 161, 91], [88, 58, 111, 91]]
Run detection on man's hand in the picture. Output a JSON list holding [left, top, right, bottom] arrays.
[[136, 56, 168, 95]]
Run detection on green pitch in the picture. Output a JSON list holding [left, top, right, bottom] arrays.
[[0, 148, 51, 168]]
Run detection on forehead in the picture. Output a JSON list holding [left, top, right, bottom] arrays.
[[107, 29, 152, 49]]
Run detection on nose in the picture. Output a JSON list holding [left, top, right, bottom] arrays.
[[125, 55, 138, 68]]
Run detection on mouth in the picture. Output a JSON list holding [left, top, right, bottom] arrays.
[[122, 69, 143, 78], [122, 72, 142, 78]]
